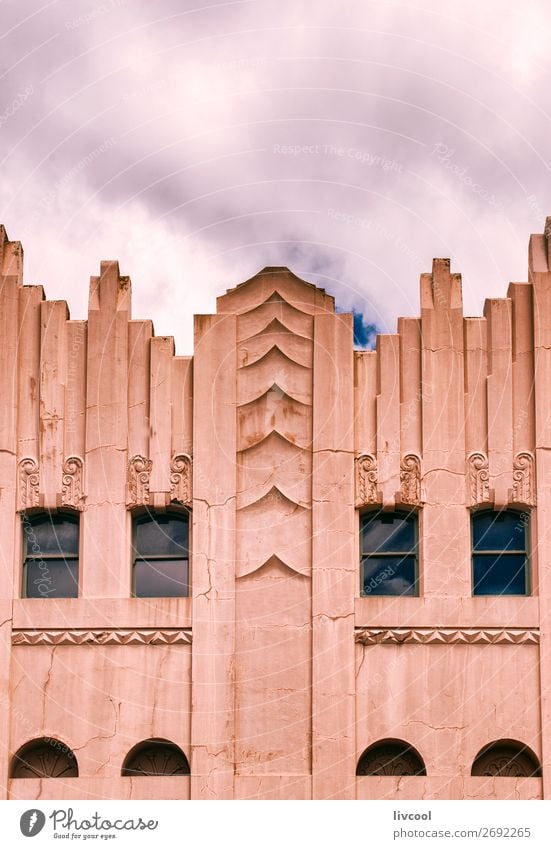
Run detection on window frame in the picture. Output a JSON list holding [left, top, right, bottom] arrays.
[[470, 508, 530, 597], [131, 507, 190, 599], [21, 510, 80, 599], [359, 508, 419, 598]]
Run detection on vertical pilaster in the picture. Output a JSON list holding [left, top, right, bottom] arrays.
[[82, 262, 130, 597], [376, 334, 400, 508], [529, 224, 551, 797], [484, 298, 513, 508], [65, 321, 87, 460], [149, 336, 174, 498], [172, 356, 193, 457], [17, 286, 42, 463], [312, 312, 356, 799], [190, 313, 236, 799], [420, 259, 468, 597], [508, 283, 535, 455], [39, 300, 68, 507], [127, 320, 152, 460], [0, 230, 22, 796], [463, 317, 487, 455], [354, 351, 377, 455], [398, 317, 422, 456]]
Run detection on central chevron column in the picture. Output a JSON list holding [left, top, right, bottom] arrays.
[[216, 269, 324, 799], [235, 283, 313, 798]]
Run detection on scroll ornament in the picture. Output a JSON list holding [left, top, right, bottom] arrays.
[[511, 452, 535, 506], [18, 457, 40, 511], [355, 454, 378, 507], [127, 455, 153, 507], [170, 453, 192, 506], [60, 456, 85, 510], [467, 452, 490, 506], [399, 453, 421, 505]]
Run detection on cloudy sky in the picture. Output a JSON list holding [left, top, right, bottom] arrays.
[[1, 0, 550, 351]]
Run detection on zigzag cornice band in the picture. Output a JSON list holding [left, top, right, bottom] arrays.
[[240, 316, 313, 344], [236, 429, 309, 456], [236, 297, 314, 339], [236, 553, 310, 579], [237, 381, 311, 409], [239, 344, 312, 372], [237, 482, 309, 512], [237, 288, 315, 317], [355, 627, 539, 646], [237, 427, 311, 453], [12, 628, 193, 646]]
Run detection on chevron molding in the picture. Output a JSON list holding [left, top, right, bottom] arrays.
[[12, 628, 192, 646], [355, 627, 539, 646]]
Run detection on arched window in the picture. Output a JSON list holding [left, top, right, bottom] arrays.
[[122, 739, 190, 776], [471, 740, 541, 777], [472, 510, 529, 595], [11, 738, 78, 778], [360, 510, 418, 596], [356, 739, 426, 776], [22, 512, 79, 598], [132, 510, 189, 597]]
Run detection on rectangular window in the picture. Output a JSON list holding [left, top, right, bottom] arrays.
[[23, 513, 79, 598], [132, 511, 189, 598], [472, 510, 529, 596], [360, 511, 418, 596]]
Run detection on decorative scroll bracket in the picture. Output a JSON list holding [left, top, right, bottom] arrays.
[[59, 456, 85, 511], [509, 451, 536, 508], [466, 451, 492, 508], [355, 453, 380, 508], [18, 457, 42, 511], [170, 453, 192, 507], [397, 453, 422, 507], [127, 455, 153, 507]]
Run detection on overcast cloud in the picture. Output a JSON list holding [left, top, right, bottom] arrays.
[[1, 0, 550, 351]]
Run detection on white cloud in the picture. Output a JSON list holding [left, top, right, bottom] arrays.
[[1, 0, 550, 345]]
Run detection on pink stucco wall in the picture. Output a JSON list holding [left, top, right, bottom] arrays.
[[0, 221, 549, 799]]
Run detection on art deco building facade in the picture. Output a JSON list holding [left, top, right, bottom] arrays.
[[0, 221, 550, 800]]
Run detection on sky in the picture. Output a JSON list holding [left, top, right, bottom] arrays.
[[1, 0, 550, 353]]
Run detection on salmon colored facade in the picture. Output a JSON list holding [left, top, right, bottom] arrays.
[[0, 221, 550, 800]]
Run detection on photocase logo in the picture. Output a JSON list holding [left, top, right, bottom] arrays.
[[20, 809, 46, 837]]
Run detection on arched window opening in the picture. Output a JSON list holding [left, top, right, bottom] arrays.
[[132, 510, 189, 597], [471, 740, 541, 777], [122, 738, 190, 776], [22, 512, 79, 598], [11, 738, 78, 778], [356, 739, 426, 776], [360, 510, 418, 596], [472, 510, 529, 596]]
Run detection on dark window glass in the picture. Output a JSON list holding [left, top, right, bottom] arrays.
[[472, 511, 529, 596], [472, 511, 525, 552], [135, 516, 188, 557], [471, 740, 541, 777], [11, 738, 78, 778], [23, 513, 79, 599], [122, 739, 190, 776], [356, 739, 426, 776], [360, 512, 418, 596], [132, 512, 189, 598]]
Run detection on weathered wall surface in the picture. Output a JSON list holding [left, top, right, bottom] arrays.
[[0, 221, 549, 799]]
